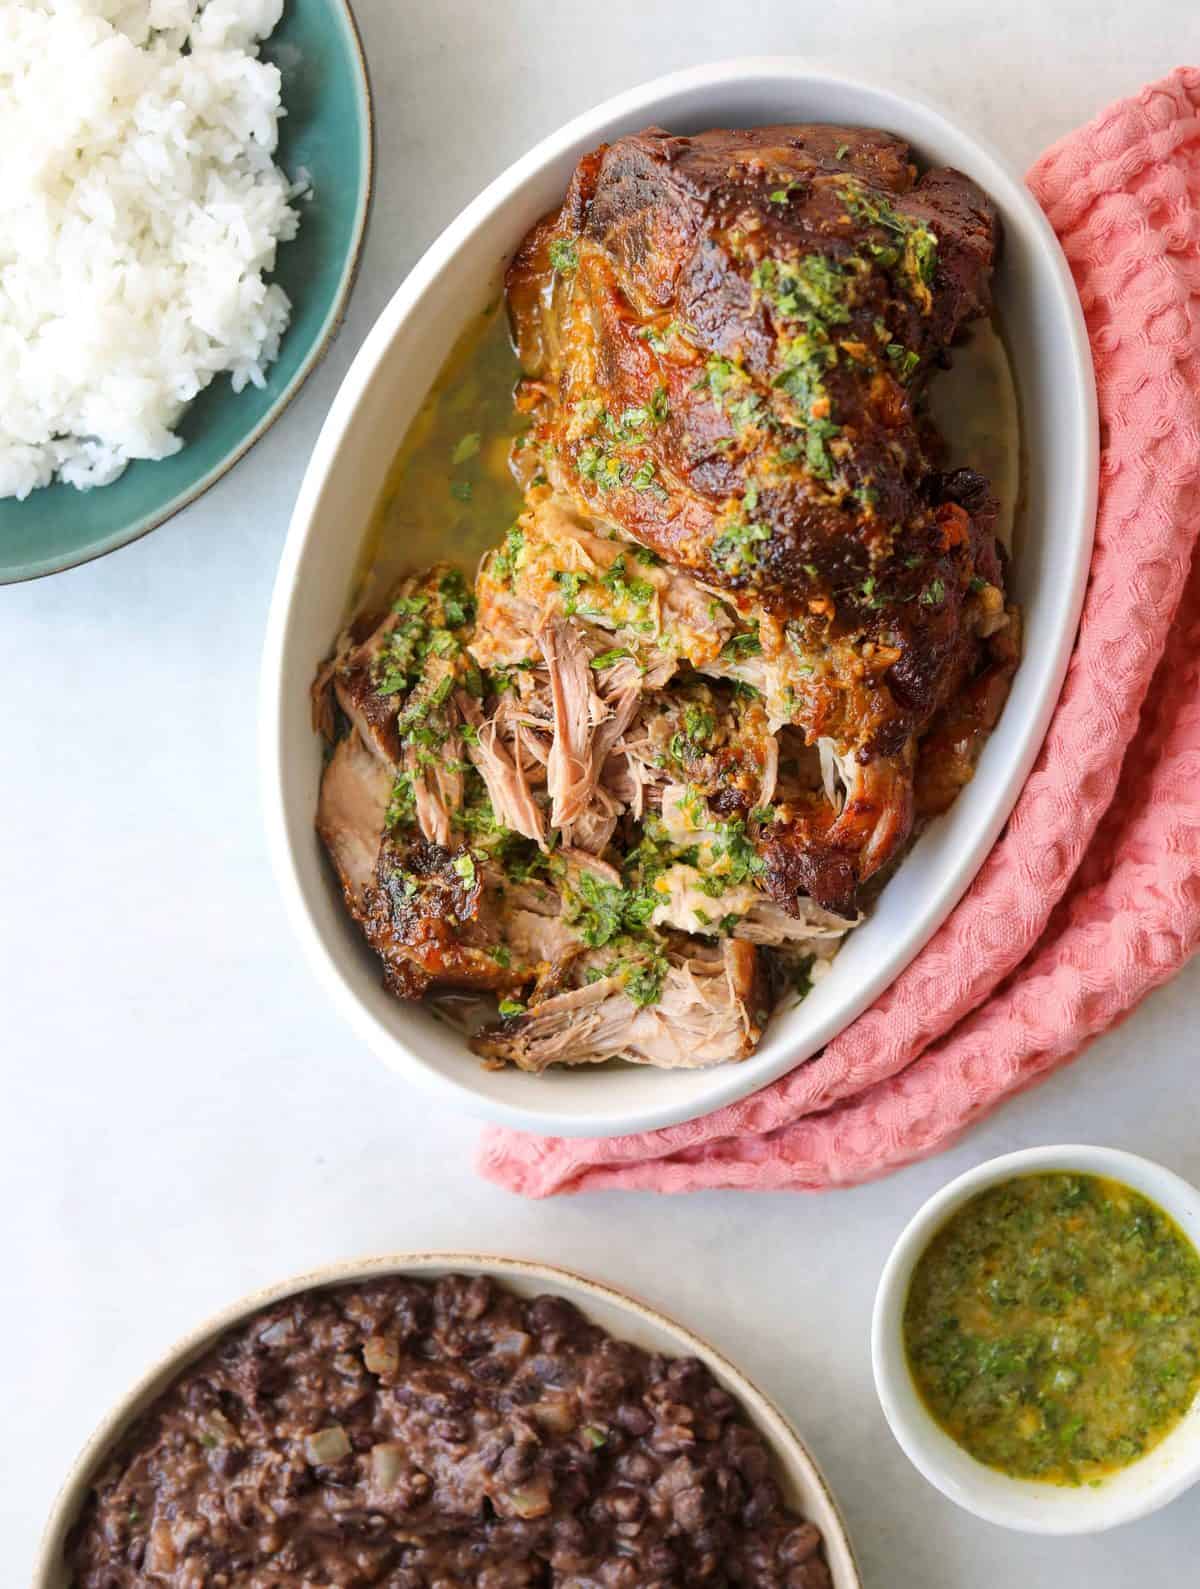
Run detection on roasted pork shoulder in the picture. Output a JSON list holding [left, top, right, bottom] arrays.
[[312, 123, 1019, 1074], [507, 124, 1013, 909]]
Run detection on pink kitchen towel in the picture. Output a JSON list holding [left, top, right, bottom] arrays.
[[478, 67, 1200, 1197]]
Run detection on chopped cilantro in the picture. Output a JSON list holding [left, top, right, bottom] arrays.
[[721, 632, 763, 662], [589, 648, 630, 671], [617, 947, 669, 1008], [548, 238, 578, 274], [449, 479, 472, 502], [886, 343, 921, 381], [554, 569, 583, 615], [712, 517, 770, 575], [791, 953, 817, 998], [491, 526, 525, 582], [438, 568, 474, 627], [565, 870, 626, 948], [711, 818, 766, 885], [452, 852, 478, 888], [670, 701, 717, 764]]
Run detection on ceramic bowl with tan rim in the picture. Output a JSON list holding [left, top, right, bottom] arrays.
[[37, 1254, 862, 1586], [872, 1145, 1200, 1534]]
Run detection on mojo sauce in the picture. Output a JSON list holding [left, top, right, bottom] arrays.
[[904, 1173, 1200, 1485], [350, 302, 526, 613]]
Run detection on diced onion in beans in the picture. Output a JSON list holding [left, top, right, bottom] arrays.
[[203, 1410, 239, 1446], [489, 1329, 531, 1360], [370, 1442, 406, 1488], [532, 1393, 577, 1434], [506, 1477, 553, 1519], [306, 1425, 351, 1465], [363, 1334, 400, 1376]]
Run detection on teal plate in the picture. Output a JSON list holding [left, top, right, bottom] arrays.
[[0, 0, 373, 584]]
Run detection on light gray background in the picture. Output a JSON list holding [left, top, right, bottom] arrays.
[[5, 2, 1199, 1583]]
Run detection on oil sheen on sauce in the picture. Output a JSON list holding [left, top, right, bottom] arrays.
[[353, 298, 1022, 601], [350, 301, 527, 613]]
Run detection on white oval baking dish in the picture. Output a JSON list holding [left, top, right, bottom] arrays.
[[260, 58, 1097, 1138]]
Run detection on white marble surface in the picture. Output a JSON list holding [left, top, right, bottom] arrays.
[[5, 2, 1200, 1582]]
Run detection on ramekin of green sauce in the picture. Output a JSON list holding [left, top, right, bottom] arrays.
[[872, 1146, 1200, 1533]]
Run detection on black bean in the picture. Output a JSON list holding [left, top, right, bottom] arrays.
[[780, 1523, 822, 1564], [742, 1476, 782, 1525], [615, 1402, 652, 1436], [526, 1293, 583, 1348], [434, 1417, 469, 1444], [606, 1485, 646, 1522], [616, 1450, 657, 1484], [209, 1445, 245, 1479], [672, 1483, 710, 1530]]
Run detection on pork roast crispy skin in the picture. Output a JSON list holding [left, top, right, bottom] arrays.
[[507, 125, 1011, 910]]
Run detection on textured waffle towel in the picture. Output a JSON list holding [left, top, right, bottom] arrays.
[[479, 69, 1200, 1197]]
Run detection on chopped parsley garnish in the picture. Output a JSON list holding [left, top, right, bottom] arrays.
[[886, 342, 921, 381], [639, 319, 682, 353], [711, 818, 766, 885], [630, 457, 660, 493], [589, 647, 630, 670], [548, 238, 578, 274], [578, 444, 625, 491], [563, 869, 626, 948], [438, 568, 473, 627], [753, 254, 852, 328], [860, 574, 884, 609], [670, 701, 717, 763], [554, 569, 584, 615], [498, 997, 527, 1018], [720, 631, 763, 662], [711, 516, 770, 575], [449, 479, 472, 502], [791, 953, 817, 998], [452, 852, 477, 887], [491, 526, 525, 582], [373, 569, 475, 696], [615, 946, 669, 1007], [839, 178, 939, 299]]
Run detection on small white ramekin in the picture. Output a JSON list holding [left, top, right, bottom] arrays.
[[872, 1145, 1200, 1534]]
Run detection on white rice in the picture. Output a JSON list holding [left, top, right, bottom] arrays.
[[0, 0, 302, 499]]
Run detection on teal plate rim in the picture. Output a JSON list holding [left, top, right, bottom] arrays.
[[3, 0, 375, 586]]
